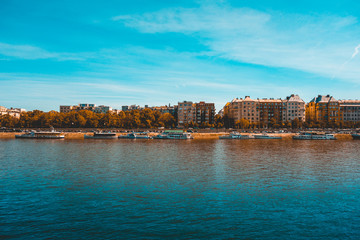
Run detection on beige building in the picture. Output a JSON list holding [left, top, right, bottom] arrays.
[[225, 94, 305, 125], [339, 100, 360, 122], [59, 105, 76, 113], [0, 106, 26, 118], [282, 94, 305, 122], [177, 101, 196, 126], [60, 103, 113, 114], [227, 96, 259, 123]]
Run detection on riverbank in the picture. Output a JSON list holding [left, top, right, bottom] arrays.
[[0, 132, 353, 140]]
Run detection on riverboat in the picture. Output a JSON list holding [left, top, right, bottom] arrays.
[[84, 132, 117, 139], [219, 132, 253, 139], [351, 134, 360, 140], [119, 132, 152, 139], [293, 132, 336, 140], [253, 133, 282, 139], [153, 131, 193, 139], [15, 130, 65, 139]]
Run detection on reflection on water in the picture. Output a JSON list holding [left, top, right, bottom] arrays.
[[1, 139, 359, 239]]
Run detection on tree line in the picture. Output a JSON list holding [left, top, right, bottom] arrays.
[[1, 109, 359, 129], [0, 109, 177, 129]]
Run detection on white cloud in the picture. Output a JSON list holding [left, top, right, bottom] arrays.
[[0, 42, 87, 61], [113, 3, 360, 83]]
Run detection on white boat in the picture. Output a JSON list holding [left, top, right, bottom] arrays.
[[153, 131, 193, 139], [253, 133, 282, 139], [119, 132, 152, 139], [293, 132, 336, 140], [84, 132, 117, 139], [219, 132, 253, 139], [15, 130, 65, 139]]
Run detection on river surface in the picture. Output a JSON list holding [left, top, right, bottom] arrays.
[[1, 139, 359, 239]]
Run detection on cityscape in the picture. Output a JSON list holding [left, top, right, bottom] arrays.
[[2, 0, 360, 239], [1, 94, 360, 128]]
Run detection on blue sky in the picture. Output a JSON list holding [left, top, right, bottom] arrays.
[[1, 0, 360, 111]]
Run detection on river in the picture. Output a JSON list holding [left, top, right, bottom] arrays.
[[1, 139, 359, 239]]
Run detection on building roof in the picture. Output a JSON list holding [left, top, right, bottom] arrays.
[[310, 95, 337, 103]]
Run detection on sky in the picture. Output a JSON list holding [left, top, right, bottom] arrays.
[[1, 0, 360, 112]]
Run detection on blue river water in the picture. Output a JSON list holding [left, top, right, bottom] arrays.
[[1, 139, 359, 239]]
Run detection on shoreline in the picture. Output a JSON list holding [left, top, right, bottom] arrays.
[[0, 132, 353, 140]]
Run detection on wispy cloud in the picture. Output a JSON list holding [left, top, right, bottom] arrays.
[[0, 42, 88, 61], [351, 44, 360, 58], [113, 3, 360, 83]]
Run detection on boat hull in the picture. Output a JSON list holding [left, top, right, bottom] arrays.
[[84, 135, 117, 139], [15, 135, 65, 139], [219, 135, 252, 139], [352, 134, 360, 140], [253, 135, 282, 139], [293, 134, 336, 140]]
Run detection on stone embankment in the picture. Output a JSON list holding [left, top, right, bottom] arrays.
[[0, 132, 353, 140]]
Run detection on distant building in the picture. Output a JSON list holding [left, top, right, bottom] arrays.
[[177, 101, 196, 126], [258, 98, 284, 125], [177, 101, 215, 127], [60, 103, 113, 114], [225, 96, 261, 124], [306, 95, 342, 123], [94, 105, 112, 114], [195, 101, 215, 125], [224, 94, 305, 126], [121, 105, 142, 111], [59, 105, 76, 113], [150, 104, 177, 116], [0, 106, 26, 118], [282, 94, 305, 122], [339, 100, 360, 122]]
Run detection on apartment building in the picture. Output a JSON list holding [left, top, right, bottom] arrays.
[[339, 100, 360, 122], [306, 95, 342, 123], [227, 96, 258, 123], [177, 101, 196, 126], [150, 105, 177, 116], [225, 94, 305, 125], [93, 105, 112, 114], [177, 101, 215, 126], [282, 94, 305, 122], [121, 105, 142, 111], [195, 101, 215, 125], [60, 103, 112, 114], [258, 98, 284, 125], [0, 106, 26, 118]]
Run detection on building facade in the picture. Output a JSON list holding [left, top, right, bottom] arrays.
[[0, 106, 26, 118], [282, 94, 305, 122], [225, 94, 305, 126], [60, 103, 113, 114], [177, 101, 196, 126], [306, 95, 342, 123], [177, 101, 215, 127], [339, 100, 360, 122], [195, 101, 215, 126]]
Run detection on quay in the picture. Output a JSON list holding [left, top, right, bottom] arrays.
[[0, 132, 354, 140]]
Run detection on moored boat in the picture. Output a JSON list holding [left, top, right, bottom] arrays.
[[84, 132, 117, 139], [351, 134, 360, 140], [293, 132, 336, 140], [15, 130, 65, 139], [153, 130, 193, 139], [119, 132, 152, 139], [253, 133, 282, 139], [219, 132, 253, 139]]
